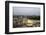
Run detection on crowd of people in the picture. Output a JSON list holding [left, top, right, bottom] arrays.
[[13, 16, 40, 28]]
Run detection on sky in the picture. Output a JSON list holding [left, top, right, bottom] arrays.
[[13, 7, 40, 16]]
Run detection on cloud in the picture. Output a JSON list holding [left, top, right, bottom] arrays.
[[13, 7, 40, 16]]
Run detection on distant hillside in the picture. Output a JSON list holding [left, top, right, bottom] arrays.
[[13, 16, 40, 20]]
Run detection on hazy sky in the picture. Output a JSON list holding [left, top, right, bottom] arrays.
[[13, 7, 40, 16]]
